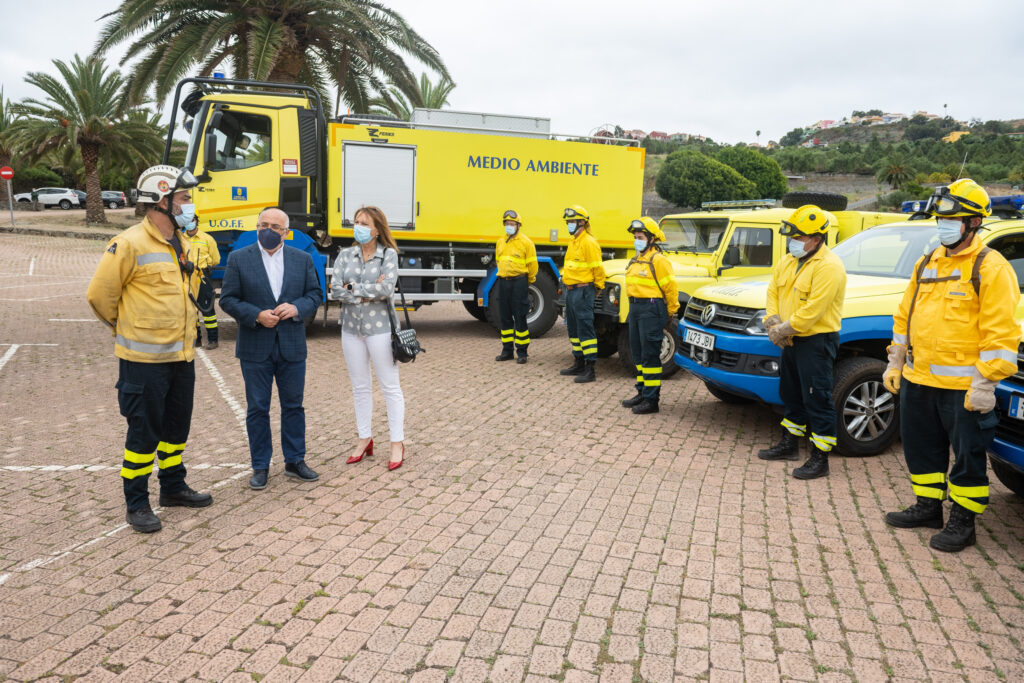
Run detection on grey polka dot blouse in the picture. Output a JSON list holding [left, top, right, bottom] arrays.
[[329, 242, 400, 337]]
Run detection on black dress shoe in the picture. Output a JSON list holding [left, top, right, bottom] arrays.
[[249, 469, 268, 490], [516, 356, 528, 364], [159, 486, 213, 508], [285, 461, 320, 481], [126, 506, 162, 533]]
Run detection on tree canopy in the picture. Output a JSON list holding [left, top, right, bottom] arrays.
[[715, 146, 788, 198], [655, 150, 756, 208]]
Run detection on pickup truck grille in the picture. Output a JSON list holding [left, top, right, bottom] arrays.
[[683, 297, 760, 333], [1013, 344, 1024, 383]]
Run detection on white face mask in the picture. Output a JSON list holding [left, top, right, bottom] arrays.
[[936, 218, 964, 246], [566, 221, 577, 234]]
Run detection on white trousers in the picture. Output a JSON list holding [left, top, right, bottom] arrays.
[[342, 331, 405, 442]]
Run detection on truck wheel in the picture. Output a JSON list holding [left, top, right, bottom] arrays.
[[460, 279, 487, 322], [616, 324, 680, 378], [526, 270, 558, 338], [781, 191, 848, 212], [704, 381, 753, 404], [596, 329, 618, 358], [990, 457, 1024, 497], [833, 357, 899, 456]]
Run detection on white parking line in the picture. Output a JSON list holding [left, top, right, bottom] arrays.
[[49, 319, 99, 322], [197, 347, 247, 430], [0, 279, 82, 291], [28, 257, 35, 275], [0, 345, 17, 373]]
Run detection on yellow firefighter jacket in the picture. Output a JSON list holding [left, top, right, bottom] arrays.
[[766, 243, 846, 335], [188, 230, 220, 270], [625, 248, 680, 315], [893, 235, 1020, 390], [495, 231, 538, 282], [562, 229, 605, 288], [86, 216, 200, 363]]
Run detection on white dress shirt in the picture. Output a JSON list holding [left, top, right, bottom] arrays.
[[259, 243, 285, 301]]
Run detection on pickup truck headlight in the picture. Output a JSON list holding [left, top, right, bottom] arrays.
[[746, 309, 768, 335], [605, 283, 620, 306]]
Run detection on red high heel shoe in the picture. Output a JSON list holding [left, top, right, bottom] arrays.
[[388, 443, 404, 471], [347, 438, 373, 464]]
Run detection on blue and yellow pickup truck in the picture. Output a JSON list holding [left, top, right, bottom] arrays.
[[674, 216, 1024, 459]]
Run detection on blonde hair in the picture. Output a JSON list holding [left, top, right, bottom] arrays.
[[354, 206, 399, 252]]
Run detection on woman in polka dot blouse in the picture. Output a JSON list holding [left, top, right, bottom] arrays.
[[329, 206, 406, 470]]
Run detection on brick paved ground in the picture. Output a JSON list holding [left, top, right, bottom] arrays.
[[2, 231, 1024, 682]]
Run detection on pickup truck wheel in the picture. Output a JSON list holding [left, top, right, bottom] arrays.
[[616, 324, 680, 378], [704, 381, 752, 404], [989, 457, 1024, 497], [59, 199, 72, 210], [596, 329, 618, 358], [781, 191, 848, 212], [460, 279, 487, 322], [834, 357, 899, 456]]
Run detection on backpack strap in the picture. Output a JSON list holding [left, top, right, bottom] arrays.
[[905, 248, 939, 364], [970, 246, 991, 296]]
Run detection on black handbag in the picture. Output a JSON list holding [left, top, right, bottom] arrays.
[[386, 249, 424, 363]]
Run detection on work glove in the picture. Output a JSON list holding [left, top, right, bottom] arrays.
[[763, 314, 782, 329], [882, 343, 906, 395], [767, 320, 795, 347], [964, 370, 998, 412], [665, 314, 680, 335]]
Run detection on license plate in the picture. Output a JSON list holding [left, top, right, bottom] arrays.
[[685, 328, 715, 351], [1010, 394, 1024, 420]]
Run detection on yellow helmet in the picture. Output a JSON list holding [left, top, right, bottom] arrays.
[[563, 205, 590, 222], [929, 178, 992, 218], [502, 209, 523, 226], [627, 217, 665, 242], [780, 205, 831, 237]]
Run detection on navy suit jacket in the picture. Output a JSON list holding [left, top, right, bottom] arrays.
[[219, 244, 322, 362]]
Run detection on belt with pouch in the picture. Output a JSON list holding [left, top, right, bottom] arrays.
[[564, 282, 594, 290]]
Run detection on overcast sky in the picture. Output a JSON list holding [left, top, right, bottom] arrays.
[[2, 0, 1023, 144]]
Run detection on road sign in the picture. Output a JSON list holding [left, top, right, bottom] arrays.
[[0, 167, 13, 180]]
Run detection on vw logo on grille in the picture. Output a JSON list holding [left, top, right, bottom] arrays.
[[700, 304, 717, 326]]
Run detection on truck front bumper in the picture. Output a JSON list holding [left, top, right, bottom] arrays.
[[674, 321, 782, 404], [991, 379, 1024, 470]]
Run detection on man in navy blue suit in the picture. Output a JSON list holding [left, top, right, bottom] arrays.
[[220, 207, 323, 490]]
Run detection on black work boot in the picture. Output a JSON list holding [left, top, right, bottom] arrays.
[[792, 445, 829, 480], [929, 502, 977, 552], [621, 392, 644, 408], [495, 352, 514, 362], [632, 399, 659, 414], [574, 362, 596, 383], [160, 486, 213, 508], [757, 430, 800, 461], [560, 357, 585, 375], [126, 505, 162, 533], [884, 496, 944, 529]]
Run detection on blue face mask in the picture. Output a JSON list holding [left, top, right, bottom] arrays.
[[174, 203, 196, 229], [788, 238, 807, 259], [258, 228, 283, 250], [353, 223, 374, 244], [936, 218, 964, 246], [566, 222, 577, 235], [505, 224, 517, 237], [634, 238, 648, 253]]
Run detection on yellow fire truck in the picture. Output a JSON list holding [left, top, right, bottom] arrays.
[[163, 77, 644, 335]]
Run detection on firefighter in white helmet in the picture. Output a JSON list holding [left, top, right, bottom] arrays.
[[883, 179, 1021, 552], [86, 165, 212, 534], [757, 205, 846, 480]]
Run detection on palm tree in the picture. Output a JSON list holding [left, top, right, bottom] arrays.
[[368, 72, 456, 121], [94, 0, 450, 116], [9, 55, 165, 223], [876, 157, 913, 190], [0, 89, 18, 206]]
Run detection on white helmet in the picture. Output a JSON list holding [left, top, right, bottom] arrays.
[[136, 165, 198, 203]]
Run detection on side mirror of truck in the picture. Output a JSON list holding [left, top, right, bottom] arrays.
[[716, 245, 741, 276]]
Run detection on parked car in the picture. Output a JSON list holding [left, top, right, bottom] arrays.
[[12, 187, 80, 209], [991, 372, 1024, 497], [71, 190, 128, 209]]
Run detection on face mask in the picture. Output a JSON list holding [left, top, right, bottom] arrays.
[[173, 203, 196, 229], [258, 228, 283, 250], [505, 224, 517, 236], [936, 218, 964, 246], [788, 238, 807, 259], [634, 238, 648, 253], [566, 221, 577, 235], [353, 223, 374, 244]]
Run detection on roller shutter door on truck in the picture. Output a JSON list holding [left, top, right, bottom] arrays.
[[342, 143, 416, 229]]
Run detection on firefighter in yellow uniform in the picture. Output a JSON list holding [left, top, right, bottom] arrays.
[[883, 179, 1021, 552], [757, 205, 846, 480], [559, 205, 605, 383], [186, 217, 221, 349], [86, 165, 212, 534], [494, 209, 538, 364], [620, 218, 679, 414]]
